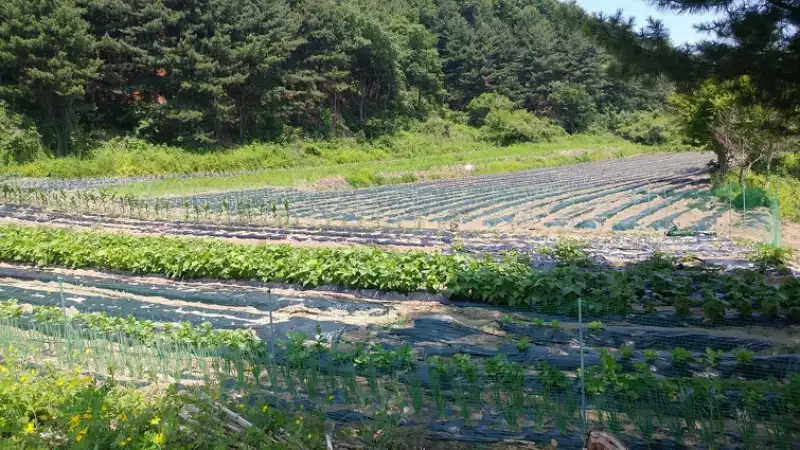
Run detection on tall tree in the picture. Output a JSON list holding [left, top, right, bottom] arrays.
[[0, 0, 100, 155], [585, 0, 800, 115]]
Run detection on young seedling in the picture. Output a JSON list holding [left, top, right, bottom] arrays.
[[703, 347, 724, 368], [516, 337, 531, 352], [735, 349, 754, 366]]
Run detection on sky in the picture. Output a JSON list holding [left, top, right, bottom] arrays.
[[572, 0, 719, 45]]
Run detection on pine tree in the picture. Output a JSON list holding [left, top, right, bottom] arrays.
[[586, 0, 800, 114], [0, 0, 100, 155]]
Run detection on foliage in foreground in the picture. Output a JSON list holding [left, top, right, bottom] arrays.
[[0, 349, 328, 449], [0, 225, 798, 321]]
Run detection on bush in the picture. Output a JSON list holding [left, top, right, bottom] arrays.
[[0, 103, 46, 165], [547, 82, 596, 134], [466, 93, 515, 127], [747, 244, 794, 267], [481, 109, 566, 145], [713, 182, 774, 209], [344, 168, 386, 187], [617, 110, 682, 146]]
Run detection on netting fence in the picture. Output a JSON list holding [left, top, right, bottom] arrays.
[[1, 284, 797, 450]]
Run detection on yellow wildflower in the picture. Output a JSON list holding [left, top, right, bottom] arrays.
[[307, 433, 312, 439], [83, 413, 92, 420], [149, 417, 160, 426], [237, 404, 244, 410], [70, 415, 81, 429], [0, 365, 7, 373], [19, 376, 28, 383], [24, 422, 35, 434], [56, 379, 64, 387], [75, 428, 88, 442], [153, 432, 165, 445], [262, 405, 269, 413], [127, 437, 132, 442], [118, 413, 128, 422]]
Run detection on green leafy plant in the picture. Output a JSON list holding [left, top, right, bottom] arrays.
[[735, 349, 754, 366], [516, 337, 531, 352], [703, 348, 724, 368], [670, 347, 693, 367], [587, 320, 603, 332]]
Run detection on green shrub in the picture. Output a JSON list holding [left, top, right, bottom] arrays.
[[747, 244, 794, 267], [344, 169, 387, 187], [481, 109, 566, 146], [0, 103, 46, 165], [466, 93, 515, 127], [617, 110, 682, 146], [547, 82, 596, 134], [713, 181, 774, 209]]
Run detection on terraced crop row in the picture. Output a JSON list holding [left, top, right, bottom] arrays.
[[165, 152, 747, 232]]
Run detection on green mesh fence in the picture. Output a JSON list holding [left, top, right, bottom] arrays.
[[1, 286, 797, 450]]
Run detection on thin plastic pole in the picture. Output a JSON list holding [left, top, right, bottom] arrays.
[[58, 276, 66, 314], [579, 296, 587, 435]]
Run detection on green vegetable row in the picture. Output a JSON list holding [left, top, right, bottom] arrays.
[[0, 299, 258, 351], [0, 225, 798, 320]]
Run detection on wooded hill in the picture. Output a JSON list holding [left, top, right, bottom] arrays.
[[0, 0, 669, 154]]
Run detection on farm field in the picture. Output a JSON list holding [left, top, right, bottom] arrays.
[[0, 152, 777, 244], [1, 152, 797, 450], [0, 250, 798, 449]]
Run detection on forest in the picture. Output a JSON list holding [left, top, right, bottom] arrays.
[[0, 0, 671, 153]]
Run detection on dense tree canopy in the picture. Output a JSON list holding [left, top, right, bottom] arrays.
[[0, 0, 672, 152], [586, 0, 800, 115]]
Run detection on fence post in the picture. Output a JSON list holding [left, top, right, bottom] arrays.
[[579, 296, 587, 436]]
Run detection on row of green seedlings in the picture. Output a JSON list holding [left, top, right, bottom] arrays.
[[0, 299, 258, 350], [1, 301, 796, 449], [0, 309, 421, 446], [507, 317, 760, 371], [1, 182, 471, 233], [2, 225, 799, 322], [0, 335, 414, 450], [0, 184, 298, 226]]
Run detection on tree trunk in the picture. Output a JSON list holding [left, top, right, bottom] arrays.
[[764, 145, 775, 191], [714, 146, 730, 173], [359, 79, 366, 123], [59, 99, 72, 157], [332, 90, 338, 134], [238, 94, 247, 142], [739, 165, 746, 185]]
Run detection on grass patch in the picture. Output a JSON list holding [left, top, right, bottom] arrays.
[[712, 172, 800, 223], [100, 134, 675, 197]]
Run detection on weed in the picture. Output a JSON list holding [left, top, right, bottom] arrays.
[[670, 347, 692, 367], [516, 337, 531, 352], [587, 320, 603, 332], [735, 349, 754, 366], [703, 348, 724, 368]]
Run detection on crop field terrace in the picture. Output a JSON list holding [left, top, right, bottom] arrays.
[[0, 153, 797, 449]]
